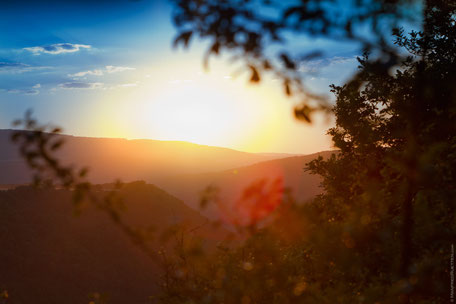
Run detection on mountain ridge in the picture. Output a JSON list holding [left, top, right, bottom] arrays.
[[0, 129, 293, 184], [0, 128, 304, 157]]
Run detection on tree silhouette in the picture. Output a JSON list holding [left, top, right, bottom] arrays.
[[172, 0, 419, 121], [157, 0, 455, 302], [305, 2, 456, 299]]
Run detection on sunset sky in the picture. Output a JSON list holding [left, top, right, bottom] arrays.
[[0, 0, 361, 154]]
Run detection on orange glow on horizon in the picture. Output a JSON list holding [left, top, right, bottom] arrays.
[[89, 58, 332, 154]]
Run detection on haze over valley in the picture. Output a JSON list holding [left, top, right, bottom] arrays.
[[0, 129, 332, 302]]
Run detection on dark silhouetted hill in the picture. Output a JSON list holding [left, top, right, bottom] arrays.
[[0, 181, 217, 304]]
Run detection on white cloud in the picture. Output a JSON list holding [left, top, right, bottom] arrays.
[[69, 69, 104, 78], [32, 84, 41, 89], [69, 66, 135, 78], [24, 43, 91, 55], [59, 82, 103, 89], [105, 65, 135, 73]]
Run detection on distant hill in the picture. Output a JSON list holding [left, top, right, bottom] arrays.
[[156, 151, 335, 219], [0, 129, 288, 184], [0, 128, 335, 221], [0, 128, 335, 301], [0, 181, 219, 304]]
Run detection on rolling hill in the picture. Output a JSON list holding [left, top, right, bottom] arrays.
[[0, 181, 219, 304], [0, 129, 287, 184], [156, 151, 335, 219], [0, 129, 335, 302]]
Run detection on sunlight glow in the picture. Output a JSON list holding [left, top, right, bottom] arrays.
[[144, 79, 246, 146], [92, 58, 332, 154]]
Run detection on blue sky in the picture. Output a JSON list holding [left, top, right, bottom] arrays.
[[0, 0, 368, 153], [1, 0, 173, 125]]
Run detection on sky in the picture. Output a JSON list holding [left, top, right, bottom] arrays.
[[0, 0, 363, 154]]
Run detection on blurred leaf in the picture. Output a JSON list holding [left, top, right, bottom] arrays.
[[249, 65, 260, 83], [173, 31, 193, 48], [211, 41, 220, 54], [280, 53, 296, 70], [79, 167, 89, 178], [294, 104, 312, 123], [285, 80, 291, 96], [50, 139, 64, 151], [51, 127, 62, 134], [301, 50, 323, 61]]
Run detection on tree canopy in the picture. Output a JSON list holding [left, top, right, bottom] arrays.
[[172, 0, 421, 121], [152, 1, 455, 303]]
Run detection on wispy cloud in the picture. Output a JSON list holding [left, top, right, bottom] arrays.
[[1, 81, 41, 95], [59, 82, 103, 89], [4, 88, 40, 95], [119, 83, 138, 87], [105, 65, 135, 73], [69, 69, 104, 78], [24, 43, 91, 55], [0, 62, 29, 69], [69, 65, 135, 78], [23, 89, 40, 95], [299, 56, 357, 73], [0, 62, 48, 73]]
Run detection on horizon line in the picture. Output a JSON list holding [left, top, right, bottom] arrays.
[[0, 128, 324, 156]]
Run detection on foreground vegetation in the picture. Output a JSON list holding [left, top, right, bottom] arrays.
[[2, 1, 454, 303], [153, 4, 455, 302]]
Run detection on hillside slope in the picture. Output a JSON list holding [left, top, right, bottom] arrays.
[[0, 181, 215, 304], [157, 151, 335, 219]]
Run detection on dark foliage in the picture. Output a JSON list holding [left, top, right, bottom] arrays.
[[151, 1, 455, 303], [172, 0, 419, 121]]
